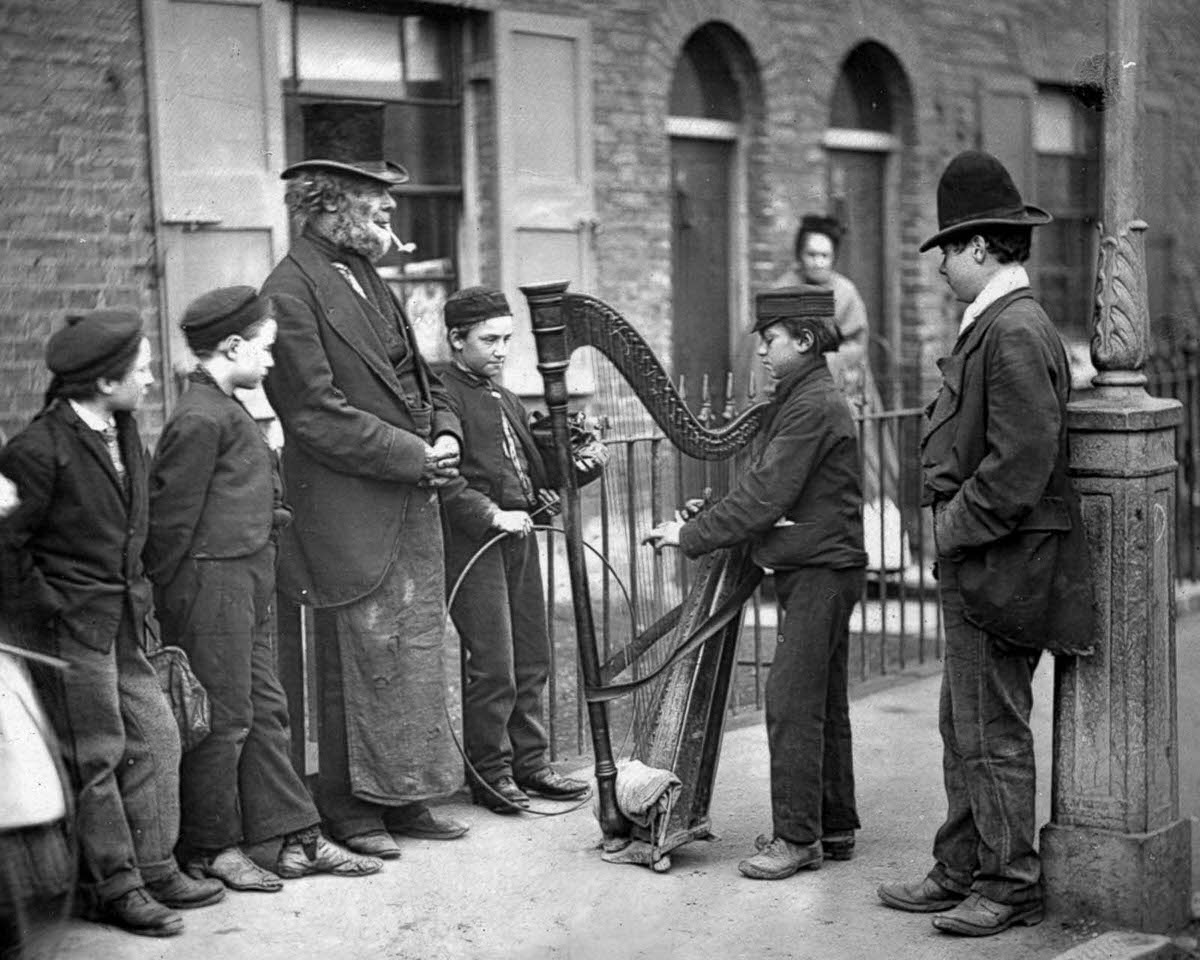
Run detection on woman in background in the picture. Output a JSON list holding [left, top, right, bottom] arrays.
[[781, 214, 905, 572]]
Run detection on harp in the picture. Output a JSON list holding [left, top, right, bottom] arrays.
[[522, 280, 769, 871]]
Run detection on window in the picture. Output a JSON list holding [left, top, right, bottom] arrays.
[[277, 2, 463, 359], [1030, 86, 1101, 340]]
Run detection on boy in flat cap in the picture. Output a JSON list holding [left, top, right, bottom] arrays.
[[146, 287, 383, 894], [877, 150, 1092, 937], [0, 311, 225, 937], [262, 157, 467, 857], [647, 285, 866, 881], [438, 287, 590, 813]]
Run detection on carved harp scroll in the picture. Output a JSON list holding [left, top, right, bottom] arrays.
[[522, 280, 769, 856]]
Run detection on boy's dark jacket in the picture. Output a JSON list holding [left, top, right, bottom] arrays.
[[679, 360, 867, 571], [0, 402, 151, 653], [920, 288, 1094, 654], [145, 370, 288, 588], [439, 363, 550, 542]]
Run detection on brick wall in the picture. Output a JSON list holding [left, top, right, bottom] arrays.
[[0, 0, 162, 444], [465, 0, 1200, 407]]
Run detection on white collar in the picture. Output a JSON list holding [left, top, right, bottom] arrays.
[[959, 265, 1030, 335], [68, 400, 115, 433]]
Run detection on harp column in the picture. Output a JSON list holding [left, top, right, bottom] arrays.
[[1039, 0, 1190, 932], [522, 279, 630, 842]]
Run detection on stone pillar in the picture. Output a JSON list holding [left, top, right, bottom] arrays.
[[1039, 0, 1191, 933]]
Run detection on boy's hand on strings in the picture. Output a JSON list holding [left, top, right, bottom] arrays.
[[643, 518, 684, 550], [533, 489, 562, 518]]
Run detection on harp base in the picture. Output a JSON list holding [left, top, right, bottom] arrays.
[[598, 819, 715, 873]]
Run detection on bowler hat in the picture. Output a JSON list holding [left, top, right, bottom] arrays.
[[919, 150, 1051, 253], [753, 286, 839, 352], [280, 158, 410, 188], [444, 287, 512, 330], [46, 309, 143, 385], [180, 285, 263, 352]]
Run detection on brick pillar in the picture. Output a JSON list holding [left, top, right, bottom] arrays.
[[1039, 0, 1191, 932]]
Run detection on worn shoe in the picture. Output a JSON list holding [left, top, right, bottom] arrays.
[[738, 837, 823, 880], [756, 830, 855, 861], [932, 893, 1044, 936], [334, 830, 402, 860], [187, 847, 283, 892], [92, 888, 183, 937], [386, 803, 470, 840], [276, 836, 384, 878], [878, 876, 968, 913], [144, 869, 226, 909], [472, 776, 531, 814], [516, 767, 590, 800]]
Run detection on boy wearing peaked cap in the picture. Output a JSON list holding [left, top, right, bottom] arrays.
[[146, 287, 382, 894], [647, 285, 867, 881], [877, 150, 1093, 937], [438, 286, 591, 813], [0, 310, 225, 937]]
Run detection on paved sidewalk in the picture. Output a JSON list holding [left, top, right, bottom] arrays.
[[29, 657, 1114, 960]]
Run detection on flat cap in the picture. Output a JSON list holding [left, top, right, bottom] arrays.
[[753, 285, 839, 351], [180, 286, 262, 352], [280, 158, 410, 189], [443, 286, 512, 330], [46, 309, 144, 385]]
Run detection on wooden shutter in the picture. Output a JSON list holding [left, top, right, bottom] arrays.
[[493, 11, 595, 394], [978, 77, 1035, 196], [142, 0, 288, 410]]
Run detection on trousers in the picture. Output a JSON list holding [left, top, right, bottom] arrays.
[[445, 530, 550, 784], [766, 566, 863, 845], [157, 546, 318, 851], [928, 560, 1043, 905], [34, 612, 180, 902]]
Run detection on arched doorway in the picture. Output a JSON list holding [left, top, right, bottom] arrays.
[[668, 26, 755, 407], [824, 42, 912, 405]]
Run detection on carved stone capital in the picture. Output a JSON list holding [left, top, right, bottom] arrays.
[[1091, 219, 1150, 386]]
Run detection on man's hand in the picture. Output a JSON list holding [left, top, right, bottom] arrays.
[[643, 518, 684, 550], [420, 438, 461, 488], [493, 509, 534, 537], [430, 434, 461, 467], [679, 497, 706, 520]]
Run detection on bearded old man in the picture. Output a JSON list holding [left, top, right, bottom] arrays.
[[261, 158, 468, 860]]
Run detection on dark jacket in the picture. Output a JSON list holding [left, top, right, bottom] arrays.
[[261, 234, 461, 607], [145, 370, 287, 587], [0, 402, 151, 653], [439, 364, 551, 542], [920, 288, 1094, 654], [679, 360, 867, 571]]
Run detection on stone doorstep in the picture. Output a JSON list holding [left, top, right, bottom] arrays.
[[1050, 931, 1175, 960]]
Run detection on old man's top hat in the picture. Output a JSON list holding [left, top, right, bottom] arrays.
[[282, 103, 409, 187], [919, 150, 1052, 252]]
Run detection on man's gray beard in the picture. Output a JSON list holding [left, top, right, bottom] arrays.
[[325, 212, 391, 262]]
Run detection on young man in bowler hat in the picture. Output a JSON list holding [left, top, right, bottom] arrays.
[[0, 311, 225, 937], [647, 285, 866, 881], [262, 158, 468, 859], [878, 150, 1093, 936], [146, 287, 383, 892], [438, 287, 591, 813]]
